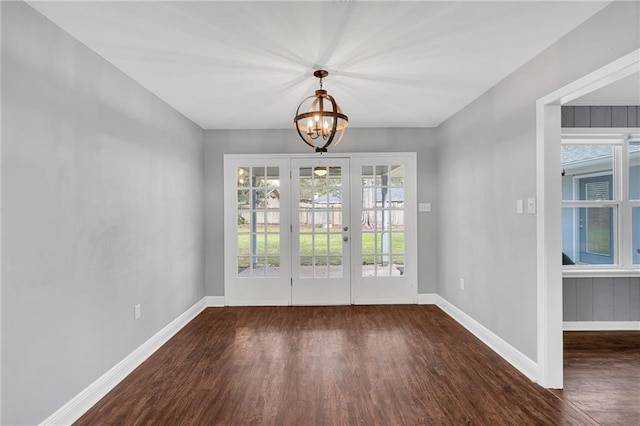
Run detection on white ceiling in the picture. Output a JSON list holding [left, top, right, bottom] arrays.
[[569, 72, 640, 105], [28, 1, 610, 130]]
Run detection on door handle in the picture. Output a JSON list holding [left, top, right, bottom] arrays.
[[343, 236, 349, 242], [343, 226, 348, 231]]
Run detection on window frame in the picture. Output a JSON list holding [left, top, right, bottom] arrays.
[[562, 129, 640, 276]]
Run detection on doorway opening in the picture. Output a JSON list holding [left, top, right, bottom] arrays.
[[223, 153, 417, 306], [536, 49, 640, 388]]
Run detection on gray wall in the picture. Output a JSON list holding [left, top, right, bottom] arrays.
[[564, 278, 640, 321], [205, 128, 439, 297], [435, 1, 640, 361], [1, 3, 205, 424]]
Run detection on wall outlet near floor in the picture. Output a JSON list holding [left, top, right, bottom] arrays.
[[459, 278, 465, 290], [134, 304, 141, 320]]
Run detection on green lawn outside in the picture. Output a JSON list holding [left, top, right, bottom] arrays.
[[237, 225, 404, 265]]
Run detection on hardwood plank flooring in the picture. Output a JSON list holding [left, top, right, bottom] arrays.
[[75, 306, 594, 425], [556, 331, 640, 426]]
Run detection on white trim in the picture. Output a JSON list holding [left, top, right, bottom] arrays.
[[568, 101, 640, 106], [536, 48, 640, 389], [562, 200, 619, 208], [563, 269, 640, 278], [536, 102, 564, 388], [40, 298, 207, 426], [564, 321, 640, 331], [542, 51, 640, 105], [204, 296, 225, 307], [562, 129, 640, 143], [353, 298, 416, 305], [225, 300, 290, 307], [435, 296, 538, 382], [224, 152, 418, 160], [0, 3, 4, 420], [417, 293, 437, 304]]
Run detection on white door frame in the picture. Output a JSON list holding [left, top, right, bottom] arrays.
[[536, 49, 640, 388], [223, 152, 418, 306]]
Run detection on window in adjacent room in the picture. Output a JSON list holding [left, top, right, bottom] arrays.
[[561, 132, 640, 269]]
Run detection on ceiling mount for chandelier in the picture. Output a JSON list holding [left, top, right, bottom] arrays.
[[294, 70, 349, 153]]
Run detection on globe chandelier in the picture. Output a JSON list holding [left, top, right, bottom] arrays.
[[294, 70, 349, 153]]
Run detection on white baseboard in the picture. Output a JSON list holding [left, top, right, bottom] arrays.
[[40, 298, 207, 426], [564, 321, 640, 331], [435, 295, 538, 382], [204, 296, 225, 307], [354, 298, 416, 305], [226, 300, 289, 306], [417, 293, 437, 304]]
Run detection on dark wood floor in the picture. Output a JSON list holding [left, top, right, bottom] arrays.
[[76, 306, 597, 425], [555, 331, 640, 426]]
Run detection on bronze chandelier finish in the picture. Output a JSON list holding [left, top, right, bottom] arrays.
[[294, 70, 349, 153]]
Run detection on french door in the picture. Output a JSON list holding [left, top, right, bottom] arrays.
[[224, 153, 417, 306], [223, 158, 292, 305], [291, 158, 350, 305], [350, 156, 417, 304]]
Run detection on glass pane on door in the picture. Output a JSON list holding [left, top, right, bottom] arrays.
[[361, 164, 405, 277], [236, 166, 281, 277], [298, 166, 343, 279]]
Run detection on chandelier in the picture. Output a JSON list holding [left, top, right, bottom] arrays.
[[294, 70, 348, 153]]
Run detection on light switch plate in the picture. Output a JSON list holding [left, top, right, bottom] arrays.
[[527, 197, 536, 214]]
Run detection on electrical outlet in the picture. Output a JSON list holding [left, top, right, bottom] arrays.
[[419, 203, 432, 213], [460, 278, 465, 290], [134, 304, 141, 320]]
